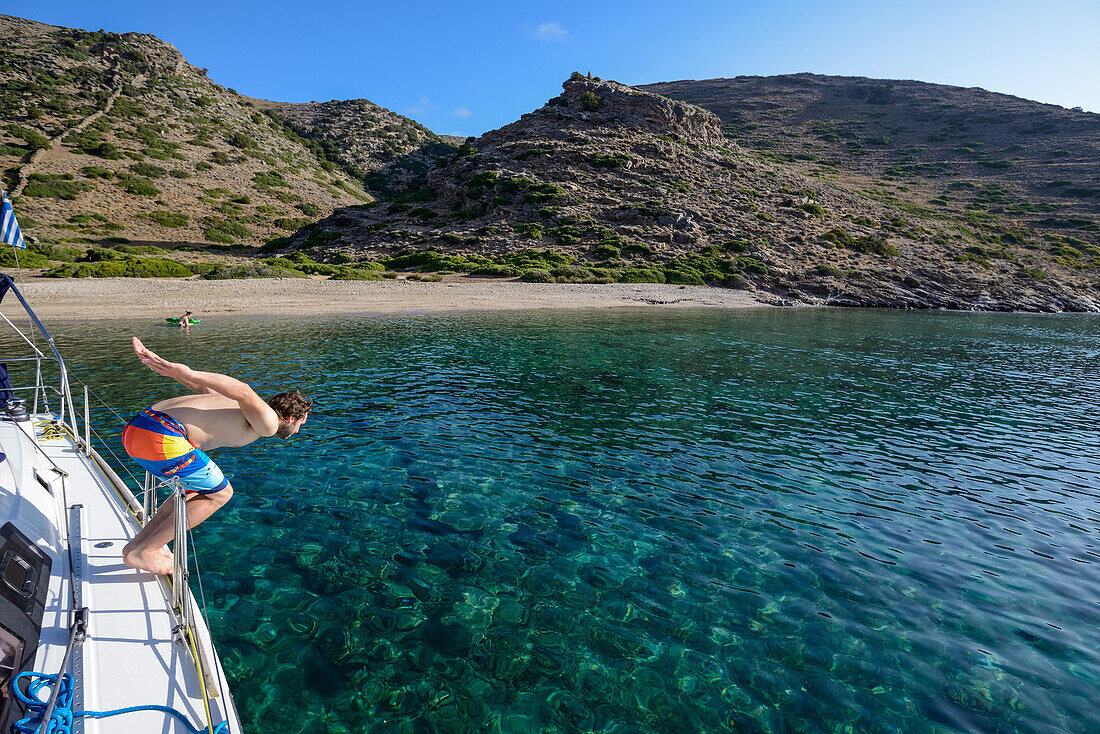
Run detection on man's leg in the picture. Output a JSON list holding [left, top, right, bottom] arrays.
[[122, 484, 234, 574]]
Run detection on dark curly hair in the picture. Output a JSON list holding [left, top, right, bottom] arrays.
[[267, 390, 313, 420]]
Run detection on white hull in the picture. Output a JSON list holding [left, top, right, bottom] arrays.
[[0, 414, 241, 733]]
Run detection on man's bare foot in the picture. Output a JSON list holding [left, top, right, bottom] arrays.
[[123, 547, 174, 575]]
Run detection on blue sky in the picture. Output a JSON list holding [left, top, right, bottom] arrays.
[[7, 1, 1099, 136]]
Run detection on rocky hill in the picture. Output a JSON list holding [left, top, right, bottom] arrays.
[[643, 74, 1099, 240], [1, 13, 1097, 311], [0, 14, 434, 247], [298, 73, 1099, 310], [249, 97, 455, 189]]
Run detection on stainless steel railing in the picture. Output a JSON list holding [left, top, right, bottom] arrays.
[[1, 274, 80, 439]]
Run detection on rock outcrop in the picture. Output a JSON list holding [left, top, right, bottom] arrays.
[[301, 75, 1099, 312]]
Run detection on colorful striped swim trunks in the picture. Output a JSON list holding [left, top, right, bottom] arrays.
[[122, 408, 229, 494]]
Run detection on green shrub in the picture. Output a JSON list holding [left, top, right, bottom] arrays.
[[500, 249, 573, 270], [228, 132, 256, 149], [87, 142, 124, 159], [274, 217, 314, 231], [501, 177, 534, 194], [24, 174, 93, 200], [116, 175, 159, 196], [129, 162, 167, 178], [329, 267, 384, 281], [0, 248, 51, 267], [29, 243, 81, 262], [590, 153, 633, 169], [80, 165, 114, 179], [467, 170, 499, 189], [123, 258, 194, 277], [633, 200, 671, 219], [820, 228, 897, 256], [813, 264, 843, 277], [146, 210, 188, 228], [549, 266, 598, 283], [115, 245, 166, 256], [516, 222, 544, 239], [515, 147, 551, 161], [80, 247, 125, 262], [13, 127, 50, 151], [210, 151, 230, 165], [622, 241, 656, 258], [520, 268, 553, 283], [1036, 217, 1099, 232], [580, 91, 601, 111], [800, 202, 826, 217], [525, 183, 565, 204], [594, 243, 621, 259], [253, 171, 288, 189], [381, 250, 480, 272], [200, 264, 307, 279], [44, 257, 193, 278], [618, 267, 665, 283], [735, 256, 769, 275], [203, 218, 252, 243], [408, 207, 438, 220], [469, 264, 520, 277]]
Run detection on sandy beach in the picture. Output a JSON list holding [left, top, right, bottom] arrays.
[[1, 275, 770, 321]]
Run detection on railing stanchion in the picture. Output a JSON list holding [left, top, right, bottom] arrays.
[[172, 477, 189, 625], [32, 359, 41, 415], [83, 385, 90, 449], [144, 472, 153, 527]]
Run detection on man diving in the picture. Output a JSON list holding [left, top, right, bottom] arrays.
[[121, 337, 312, 575]]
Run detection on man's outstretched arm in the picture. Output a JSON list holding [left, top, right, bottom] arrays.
[[132, 337, 279, 436]]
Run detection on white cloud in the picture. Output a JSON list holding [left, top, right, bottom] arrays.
[[404, 97, 438, 116], [527, 22, 567, 42], [453, 107, 471, 119]]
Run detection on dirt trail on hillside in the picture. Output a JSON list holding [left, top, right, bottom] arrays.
[[12, 69, 142, 197]]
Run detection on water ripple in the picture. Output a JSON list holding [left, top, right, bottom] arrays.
[[7, 308, 1098, 733]]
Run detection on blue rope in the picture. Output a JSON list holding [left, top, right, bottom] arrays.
[[13, 671, 229, 734]]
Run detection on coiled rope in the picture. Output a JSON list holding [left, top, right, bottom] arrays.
[[12, 671, 228, 734]]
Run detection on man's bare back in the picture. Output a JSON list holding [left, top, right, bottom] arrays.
[[152, 393, 266, 450]]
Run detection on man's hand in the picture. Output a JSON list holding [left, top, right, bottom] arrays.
[[132, 337, 191, 382]]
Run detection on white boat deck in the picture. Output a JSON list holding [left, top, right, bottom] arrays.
[[1, 416, 238, 733]]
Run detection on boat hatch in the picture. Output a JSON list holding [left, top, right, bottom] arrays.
[[0, 522, 52, 731]]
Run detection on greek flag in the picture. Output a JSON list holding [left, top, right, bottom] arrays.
[[2, 192, 25, 250]]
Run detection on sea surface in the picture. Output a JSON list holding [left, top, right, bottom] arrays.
[[7, 307, 1100, 733]]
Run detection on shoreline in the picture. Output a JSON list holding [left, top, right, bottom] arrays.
[[0, 275, 771, 321]]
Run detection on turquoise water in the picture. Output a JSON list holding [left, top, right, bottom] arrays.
[[6, 307, 1100, 733]]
